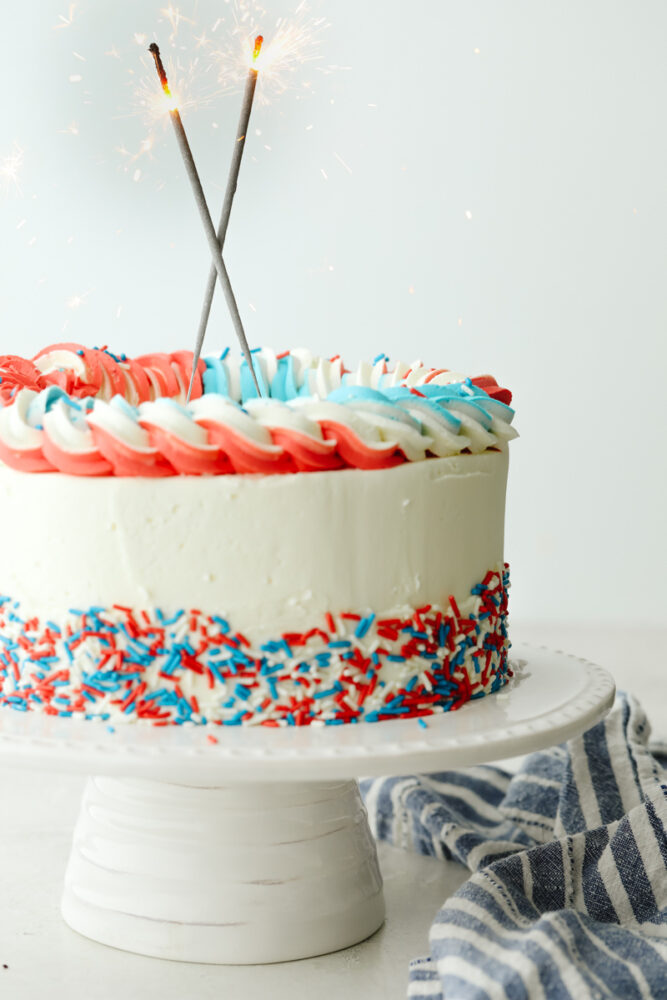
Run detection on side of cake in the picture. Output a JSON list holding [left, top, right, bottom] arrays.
[[0, 347, 516, 727]]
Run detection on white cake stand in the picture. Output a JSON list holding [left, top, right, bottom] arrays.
[[0, 644, 614, 965]]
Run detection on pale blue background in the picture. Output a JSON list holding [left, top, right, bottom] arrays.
[[0, 0, 664, 626]]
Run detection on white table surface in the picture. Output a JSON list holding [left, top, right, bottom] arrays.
[[0, 623, 663, 999]]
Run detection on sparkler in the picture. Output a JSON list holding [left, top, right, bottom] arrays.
[[186, 33, 263, 402], [148, 42, 260, 396]]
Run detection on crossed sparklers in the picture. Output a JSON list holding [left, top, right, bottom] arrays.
[[149, 38, 263, 399]]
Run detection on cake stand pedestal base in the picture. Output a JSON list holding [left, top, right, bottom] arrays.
[[0, 646, 616, 966], [61, 776, 385, 964]]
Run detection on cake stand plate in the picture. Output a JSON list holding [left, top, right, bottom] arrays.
[[0, 645, 614, 965]]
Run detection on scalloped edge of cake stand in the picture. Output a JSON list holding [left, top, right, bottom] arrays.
[[0, 644, 616, 783]]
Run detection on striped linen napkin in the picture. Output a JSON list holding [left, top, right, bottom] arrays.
[[361, 695, 667, 999]]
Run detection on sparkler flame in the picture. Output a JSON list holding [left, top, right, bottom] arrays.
[[148, 42, 170, 96], [252, 34, 263, 62], [148, 42, 181, 112]]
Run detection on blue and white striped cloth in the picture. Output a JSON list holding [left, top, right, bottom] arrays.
[[361, 696, 667, 999]]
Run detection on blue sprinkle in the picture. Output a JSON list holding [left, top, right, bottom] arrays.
[[313, 686, 338, 700], [354, 614, 375, 639]]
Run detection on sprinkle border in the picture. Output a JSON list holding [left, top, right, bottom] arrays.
[[0, 566, 511, 727]]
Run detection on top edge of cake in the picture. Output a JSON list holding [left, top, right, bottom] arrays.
[[0, 345, 517, 477]]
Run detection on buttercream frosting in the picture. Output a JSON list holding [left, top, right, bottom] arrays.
[[0, 344, 516, 727], [0, 346, 516, 477]]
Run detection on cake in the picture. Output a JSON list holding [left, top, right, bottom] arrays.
[[0, 345, 516, 727]]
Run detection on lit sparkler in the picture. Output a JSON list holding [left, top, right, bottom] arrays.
[[187, 33, 263, 401], [118, 3, 331, 194], [148, 42, 260, 396], [211, 3, 331, 104]]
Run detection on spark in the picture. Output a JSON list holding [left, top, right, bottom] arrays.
[[134, 32, 147, 46], [72, 51, 86, 61], [66, 290, 92, 310], [69, 74, 83, 83], [320, 167, 328, 180], [16, 219, 26, 230], [54, 4, 76, 30], [160, 5, 194, 42], [58, 122, 79, 135], [409, 285, 415, 295], [464, 210, 473, 220], [115, 305, 123, 319], [106, 45, 121, 59], [457, 317, 463, 327], [249, 302, 257, 312], [0, 142, 24, 197], [473, 47, 481, 55], [193, 30, 209, 49], [133, 168, 142, 182], [333, 151, 352, 174]]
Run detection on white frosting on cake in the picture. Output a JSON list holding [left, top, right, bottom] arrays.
[[0, 448, 508, 636]]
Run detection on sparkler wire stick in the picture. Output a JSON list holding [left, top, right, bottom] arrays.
[[148, 43, 261, 397], [186, 34, 263, 402]]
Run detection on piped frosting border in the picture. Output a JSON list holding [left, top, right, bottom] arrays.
[[0, 346, 516, 476]]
